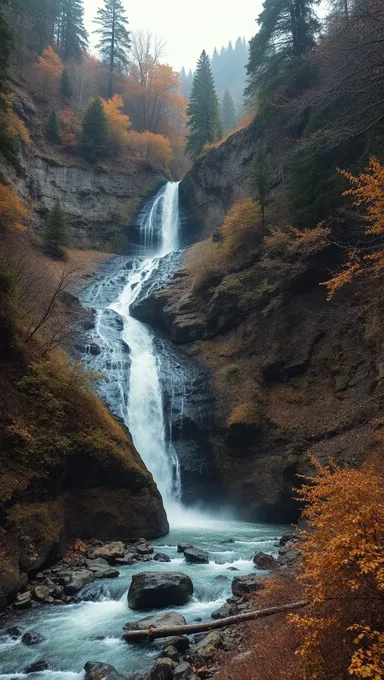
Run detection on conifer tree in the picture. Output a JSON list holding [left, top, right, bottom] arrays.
[[221, 89, 236, 134], [44, 201, 70, 257], [246, 0, 320, 102], [0, 0, 18, 167], [60, 68, 73, 98], [60, 0, 88, 61], [46, 110, 60, 140], [94, 0, 130, 98], [80, 98, 108, 162], [186, 50, 221, 158]]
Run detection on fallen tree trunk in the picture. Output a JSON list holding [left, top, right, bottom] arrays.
[[123, 600, 308, 642]]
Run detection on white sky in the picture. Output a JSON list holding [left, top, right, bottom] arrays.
[[84, 0, 264, 71]]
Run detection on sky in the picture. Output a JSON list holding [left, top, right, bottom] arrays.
[[84, 0, 264, 72]]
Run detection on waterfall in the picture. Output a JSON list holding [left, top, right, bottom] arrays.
[[108, 181, 181, 509]]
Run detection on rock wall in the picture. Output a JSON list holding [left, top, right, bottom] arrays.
[[18, 154, 164, 251]]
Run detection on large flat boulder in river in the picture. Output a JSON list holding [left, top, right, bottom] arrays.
[[124, 612, 186, 637], [184, 548, 209, 564], [128, 572, 193, 610], [84, 661, 129, 680]]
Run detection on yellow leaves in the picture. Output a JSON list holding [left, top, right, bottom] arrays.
[[102, 94, 131, 155], [0, 185, 30, 233], [219, 198, 262, 256], [289, 224, 330, 256], [348, 626, 384, 679], [127, 130, 173, 170], [33, 47, 63, 102]]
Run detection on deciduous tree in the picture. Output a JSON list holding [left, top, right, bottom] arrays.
[[33, 46, 63, 104]]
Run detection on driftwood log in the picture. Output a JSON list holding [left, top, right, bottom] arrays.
[[123, 600, 308, 642]]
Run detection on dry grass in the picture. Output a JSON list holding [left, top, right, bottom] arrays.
[[185, 239, 225, 292]]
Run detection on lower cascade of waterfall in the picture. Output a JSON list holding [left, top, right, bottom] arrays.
[[0, 182, 288, 680]]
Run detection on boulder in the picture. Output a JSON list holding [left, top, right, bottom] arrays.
[[22, 632, 45, 646], [161, 645, 180, 661], [84, 661, 129, 680], [14, 591, 32, 608], [124, 612, 186, 634], [33, 585, 51, 601], [154, 552, 171, 563], [253, 552, 277, 570], [89, 343, 101, 356], [135, 544, 154, 556], [115, 553, 135, 566], [165, 636, 190, 653], [25, 660, 49, 674], [128, 572, 193, 610], [150, 658, 174, 680], [184, 548, 209, 564], [89, 542, 125, 561], [231, 574, 263, 597], [278, 549, 299, 566], [210, 603, 234, 619], [191, 631, 223, 664], [214, 575, 228, 581], [174, 662, 192, 680], [63, 569, 95, 594], [6, 626, 23, 638], [220, 538, 235, 544], [177, 543, 193, 553], [279, 531, 297, 546]]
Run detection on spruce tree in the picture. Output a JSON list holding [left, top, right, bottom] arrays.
[[80, 98, 108, 162], [60, 0, 88, 61], [60, 68, 73, 98], [186, 50, 221, 158], [221, 89, 236, 134], [46, 110, 60, 140], [93, 0, 130, 98], [246, 0, 320, 103], [44, 201, 70, 257]]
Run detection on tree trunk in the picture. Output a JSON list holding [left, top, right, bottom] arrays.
[[123, 600, 308, 643]]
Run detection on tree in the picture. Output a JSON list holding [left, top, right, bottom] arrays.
[[59, 0, 87, 61], [0, 0, 20, 167], [93, 0, 130, 98], [101, 93, 131, 154], [80, 97, 108, 161], [46, 110, 60, 139], [33, 46, 63, 104], [58, 107, 80, 148], [186, 50, 221, 158], [251, 148, 273, 228], [246, 0, 320, 104], [43, 201, 70, 257], [60, 68, 73, 98], [221, 89, 236, 134]]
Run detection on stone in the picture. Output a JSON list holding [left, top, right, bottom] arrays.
[[165, 636, 190, 653], [6, 626, 23, 638], [33, 585, 51, 601], [231, 574, 263, 597], [210, 603, 234, 620], [25, 660, 49, 674], [177, 543, 193, 553], [94, 567, 120, 579], [63, 569, 95, 595], [161, 645, 180, 662], [227, 567, 238, 571], [89, 542, 125, 561], [214, 575, 228, 581], [14, 591, 32, 608], [135, 544, 154, 556], [128, 572, 193, 610], [174, 662, 192, 680], [89, 343, 101, 356], [115, 553, 135, 566], [154, 552, 171, 563], [220, 538, 234, 544], [184, 548, 209, 564], [86, 557, 110, 568], [124, 612, 186, 634], [22, 632, 45, 646], [150, 658, 174, 680], [84, 661, 129, 680], [253, 552, 277, 570], [279, 531, 297, 546], [278, 549, 300, 566]]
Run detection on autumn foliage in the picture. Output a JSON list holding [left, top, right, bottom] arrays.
[[33, 47, 63, 103], [0, 185, 30, 233]]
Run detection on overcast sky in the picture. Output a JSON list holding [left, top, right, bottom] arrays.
[[84, 0, 264, 71]]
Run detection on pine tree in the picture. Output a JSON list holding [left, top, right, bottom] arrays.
[[60, 67, 73, 98], [93, 0, 130, 98], [60, 0, 87, 61], [246, 0, 320, 103], [46, 110, 60, 140], [221, 89, 236, 134], [186, 50, 221, 158], [80, 98, 108, 162], [44, 201, 70, 257]]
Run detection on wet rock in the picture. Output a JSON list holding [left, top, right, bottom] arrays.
[[214, 575, 228, 581], [84, 661, 129, 680], [231, 574, 263, 597], [279, 531, 297, 546], [25, 660, 49, 674], [277, 549, 300, 566], [128, 572, 193, 610], [135, 543, 154, 556], [220, 538, 234, 544], [193, 633, 208, 644], [154, 552, 171, 563], [174, 662, 192, 680], [165, 636, 190, 653], [211, 603, 234, 619], [227, 567, 238, 571], [115, 553, 135, 566], [6, 626, 23, 638], [22, 632, 45, 646], [85, 560, 120, 579], [33, 585, 51, 601], [177, 543, 193, 553], [191, 631, 223, 663], [88, 542, 125, 561], [89, 343, 101, 356], [161, 645, 180, 662], [14, 591, 32, 608], [184, 548, 209, 564], [150, 658, 174, 680], [253, 552, 277, 570], [63, 569, 95, 594], [124, 612, 186, 635]]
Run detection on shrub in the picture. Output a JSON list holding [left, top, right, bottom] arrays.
[[58, 108, 80, 149], [0, 185, 29, 233], [220, 198, 262, 257]]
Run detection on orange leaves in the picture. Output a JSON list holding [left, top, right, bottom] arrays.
[[0, 185, 30, 233], [33, 47, 63, 103], [127, 130, 172, 170], [290, 225, 330, 256], [102, 94, 131, 155], [220, 198, 262, 256], [58, 108, 80, 149], [0, 94, 30, 147]]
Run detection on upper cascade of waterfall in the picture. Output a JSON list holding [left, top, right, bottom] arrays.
[[141, 181, 180, 255]]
